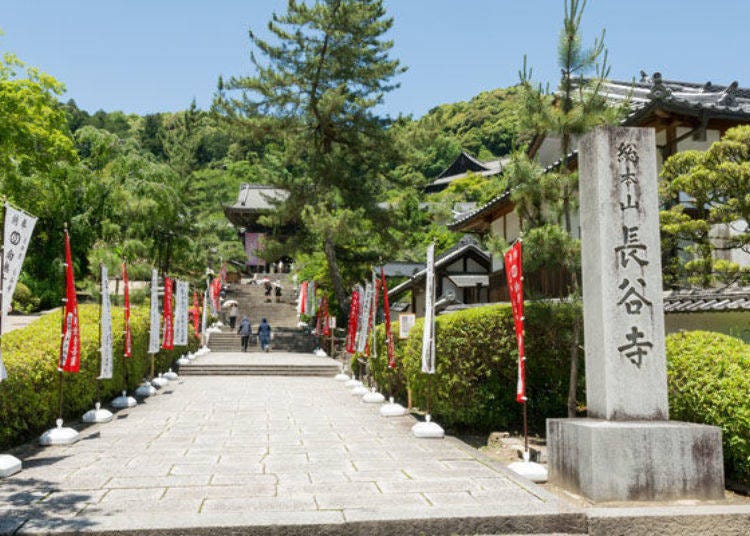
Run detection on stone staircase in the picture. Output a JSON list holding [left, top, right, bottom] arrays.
[[207, 273, 318, 353], [184, 273, 328, 378], [207, 327, 317, 353], [179, 353, 340, 377], [223, 273, 300, 329]]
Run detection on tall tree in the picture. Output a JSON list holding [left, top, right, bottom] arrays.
[[511, 0, 620, 417], [216, 0, 405, 312]]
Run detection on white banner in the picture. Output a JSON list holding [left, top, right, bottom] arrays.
[[356, 283, 373, 353], [1, 203, 38, 381], [174, 280, 189, 346], [421, 243, 436, 374], [148, 269, 160, 354], [2, 204, 37, 332], [308, 281, 316, 316], [201, 288, 208, 340], [98, 264, 113, 379]]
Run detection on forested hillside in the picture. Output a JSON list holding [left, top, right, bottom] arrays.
[[2, 39, 524, 312]]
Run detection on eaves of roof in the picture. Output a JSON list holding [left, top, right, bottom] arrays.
[[447, 190, 513, 231], [663, 288, 750, 313]]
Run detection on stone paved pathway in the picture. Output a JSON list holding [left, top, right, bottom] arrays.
[[1, 353, 584, 535]]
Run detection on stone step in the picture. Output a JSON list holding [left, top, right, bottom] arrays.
[[179, 366, 338, 376]]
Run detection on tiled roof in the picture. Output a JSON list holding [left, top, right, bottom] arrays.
[[601, 72, 750, 122], [663, 287, 750, 313], [426, 150, 508, 192], [227, 183, 288, 211], [447, 190, 512, 231], [381, 262, 424, 278]]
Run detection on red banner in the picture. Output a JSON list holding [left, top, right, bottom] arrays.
[[345, 289, 360, 354], [122, 261, 132, 358], [192, 291, 200, 338], [504, 241, 526, 403], [381, 267, 396, 368], [162, 276, 174, 350], [210, 277, 221, 312], [299, 281, 308, 315], [58, 230, 81, 372], [322, 296, 331, 336]]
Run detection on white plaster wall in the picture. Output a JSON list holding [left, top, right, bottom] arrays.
[[505, 212, 521, 242], [674, 127, 721, 153], [665, 312, 750, 344], [490, 217, 504, 272], [656, 129, 666, 169]]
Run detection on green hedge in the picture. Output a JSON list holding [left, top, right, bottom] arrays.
[[666, 331, 750, 486], [0, 303, 199, 449], [371, 302, 582, 433], [371, 306, 748, 486]]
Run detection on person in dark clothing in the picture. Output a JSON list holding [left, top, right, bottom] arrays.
[[237, 316, 252, 352], [258, 318, 272, 352]]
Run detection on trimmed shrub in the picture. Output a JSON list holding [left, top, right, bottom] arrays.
[[0, 303, 199, 449], [666, 331, 750, 486], [372, 302, 582, 433], [10, 281, 40, 313]]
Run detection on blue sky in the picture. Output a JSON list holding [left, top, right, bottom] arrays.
[[2, 1, 748, 118]]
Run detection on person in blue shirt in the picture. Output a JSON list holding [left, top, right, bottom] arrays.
[[237, 316, 252, 352], [258, 317, 272, 352]]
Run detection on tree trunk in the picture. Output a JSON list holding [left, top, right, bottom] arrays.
[[324, 233, 349, 319]]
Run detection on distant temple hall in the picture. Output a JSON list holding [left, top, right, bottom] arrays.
[[223, 183, 289, 273]]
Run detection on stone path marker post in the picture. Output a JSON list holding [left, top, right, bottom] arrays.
[[547, 126, 725, 502]]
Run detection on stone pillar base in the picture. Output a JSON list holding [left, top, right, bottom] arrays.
[[547, 418, 724, 502]]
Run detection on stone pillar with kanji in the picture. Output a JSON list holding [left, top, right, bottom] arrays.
[[547, 126, 725, 502]]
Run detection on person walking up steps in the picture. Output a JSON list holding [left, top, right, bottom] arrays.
[[228, 303, 238, 329], [258, 317, 272, 352], [238, 316, 252, 352]]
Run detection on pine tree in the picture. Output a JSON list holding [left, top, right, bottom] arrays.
[[216, 0, 405, 312], [512, 0, 622, 417]]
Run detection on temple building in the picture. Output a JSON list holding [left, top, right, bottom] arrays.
[[450, 73, 750, 300], [223, 183, 290, 272], [425, 150, 508, 194], [387, 236, 491, 316]]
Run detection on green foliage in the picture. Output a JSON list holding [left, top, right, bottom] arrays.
[[660, 125, 750, 287], [371, 302, 582, 433], [0, 303, 199, 449], [521, 225, 579, 273], [0, 50, 77, 182], [9, 281, 39, 313], [217, 0, 405, 312], [390, 87, 525, 175], [666, 331, 750, 485]]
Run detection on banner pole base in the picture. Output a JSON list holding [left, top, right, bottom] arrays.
[[39, 418, 79, 446], [380, 396, 406, 417], [0, 454, 22, 478], [111, 390, 137, 409], [82, 400, 114, 423], [411, 414, 444, 438]]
